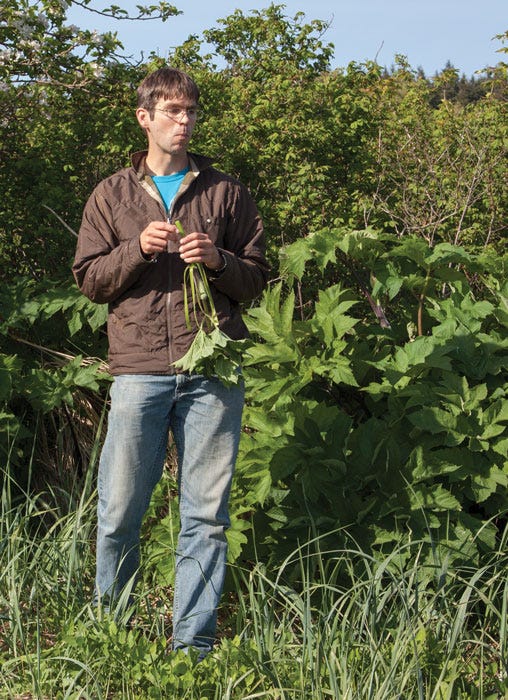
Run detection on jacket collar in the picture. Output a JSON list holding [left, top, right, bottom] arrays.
[[130, 150, 214, 180]]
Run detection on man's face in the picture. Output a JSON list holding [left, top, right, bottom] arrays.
[[136, 95, 199, 157]]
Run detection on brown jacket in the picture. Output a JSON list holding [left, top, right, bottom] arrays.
[[73, 151, 269, 374]]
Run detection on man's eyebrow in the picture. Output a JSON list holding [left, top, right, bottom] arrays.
[[160, 99, 198, 106]]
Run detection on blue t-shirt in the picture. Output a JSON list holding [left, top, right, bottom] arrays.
[[152, 167, 189, 211]]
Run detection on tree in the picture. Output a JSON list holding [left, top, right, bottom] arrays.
[[0, 0, 178, 497], [357, 58, 507, 251], [0, 0, 506, 512], [0, 0, 177, 280]]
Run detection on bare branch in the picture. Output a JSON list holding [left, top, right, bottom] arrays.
[[43, 205, 79, 238]]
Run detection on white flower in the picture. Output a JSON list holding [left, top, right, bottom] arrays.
[[0, 49, 17, 65], [36, 14, 49, 30], [88, 61, 105, 78], [12, 19, 34, 39], [90, 30, 104, 45]]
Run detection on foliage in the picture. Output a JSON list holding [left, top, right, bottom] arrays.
[[0, 2, 507, 693], [171, 220, 245, 384], [1, 472, 508, 697], [171, 10, 507, 263], [0, 0, 170, 280], [232, 230, 508, 573], [185, 7, 382, 260], [359, 60, 508, 250], [0, 276, 109, 496], [1, 2, 506, 285]]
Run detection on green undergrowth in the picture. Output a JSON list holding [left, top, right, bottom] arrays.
[[230, 230, 508, 574], [1, 467, 507, 699], [0, 229, 507, 697]]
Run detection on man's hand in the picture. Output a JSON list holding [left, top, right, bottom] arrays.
[[178, 231, 224, 270], [139, 221, 179, 256]]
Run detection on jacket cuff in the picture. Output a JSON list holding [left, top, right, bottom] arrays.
[[206, 251, 228, 279]]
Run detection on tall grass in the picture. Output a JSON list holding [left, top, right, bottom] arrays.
[[1, 457, 507, 698], [227, 527, 508, 699]]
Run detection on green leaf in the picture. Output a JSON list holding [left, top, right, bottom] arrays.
[[408, 407, 466, 436], [469, 466, 508, 502], [226, 526, 249, 562], [409, 484, 461, 512], [492, 437, 508, 457], [308, 228, 338, 271], [87, 303, 108, 332], [389, 237, 430, 267], [0, 354, 22, 401], [425, 242, 472, 267], [317, 353, 358, 387], [312, 285, 358, 344], [279, 238, 312, 280], [481, 400, 508, 440]]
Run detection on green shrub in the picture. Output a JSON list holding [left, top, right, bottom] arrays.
[[233, 230, 508, 576]]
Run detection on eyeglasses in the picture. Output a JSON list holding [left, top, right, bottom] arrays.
[[154, 106, 199, 121]]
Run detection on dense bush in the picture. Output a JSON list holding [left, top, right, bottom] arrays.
[[230, 231, 508, 575], [1, 0, 506, 573], [1, 2, 507, 694]]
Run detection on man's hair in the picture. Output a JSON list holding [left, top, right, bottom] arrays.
[[137, 67, 200, 115]]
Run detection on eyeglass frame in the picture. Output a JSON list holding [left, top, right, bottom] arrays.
[[153, 106, 199, 121]]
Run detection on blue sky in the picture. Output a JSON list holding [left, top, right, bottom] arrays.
[[69, 0, 507, 77]]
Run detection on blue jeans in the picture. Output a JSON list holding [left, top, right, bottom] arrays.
[[95, 373, 244, 657]]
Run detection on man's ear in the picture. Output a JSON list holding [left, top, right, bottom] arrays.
[[136, 108, 150, 130]]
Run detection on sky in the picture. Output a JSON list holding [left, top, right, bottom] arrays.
[[68, 0, 507, 77]]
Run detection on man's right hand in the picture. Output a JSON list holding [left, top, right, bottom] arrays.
[[139, 221, 180, 256]]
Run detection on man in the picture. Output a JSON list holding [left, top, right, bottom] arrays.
[[73, 67, 269, 659]]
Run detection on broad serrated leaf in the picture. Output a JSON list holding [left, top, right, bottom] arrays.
[[0, 354, 22, 401], [87, 303, 108, 332], [470, 467, 508, 502], [409, 484, 461, 512], [279, 238, 312, 280], [426, 242, 471, 267]]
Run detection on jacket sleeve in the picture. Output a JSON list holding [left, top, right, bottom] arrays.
[[72, 187, 151, 304], [210, 183, 270, 303]]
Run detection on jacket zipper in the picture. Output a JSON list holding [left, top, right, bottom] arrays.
[[166, 211, 175, 368], [166, 171, 198, 369], [141, 167, 198, 371]]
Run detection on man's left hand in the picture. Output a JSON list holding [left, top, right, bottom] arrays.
[[179, 232, 224, 270]]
